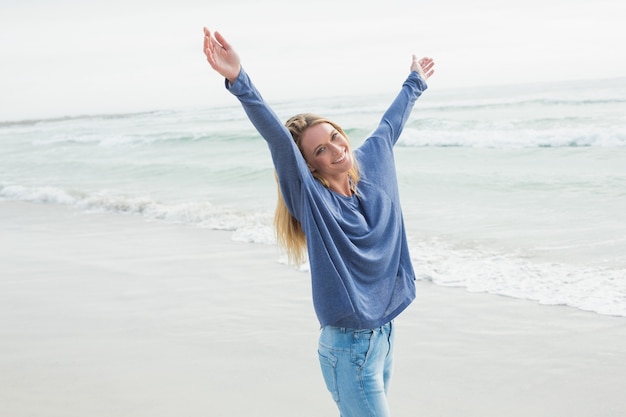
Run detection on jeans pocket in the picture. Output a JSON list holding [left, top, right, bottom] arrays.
[[352, 329, 375, 369], [318, 349, 339, 403]]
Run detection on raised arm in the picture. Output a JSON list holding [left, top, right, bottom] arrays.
[[371, 55, 435, 146], [202, 28, 301, 165], [202, 28, 310, 215]]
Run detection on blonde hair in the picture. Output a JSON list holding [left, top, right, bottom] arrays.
[[274, 113, 360, 265]]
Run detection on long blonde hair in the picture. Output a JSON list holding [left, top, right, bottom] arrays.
[[275, 113, 360, 265]]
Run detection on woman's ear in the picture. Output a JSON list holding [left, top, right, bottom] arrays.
[[307, 163, 316, 173]]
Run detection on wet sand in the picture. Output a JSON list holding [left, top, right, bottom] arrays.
[[1, 201, 625, 417]]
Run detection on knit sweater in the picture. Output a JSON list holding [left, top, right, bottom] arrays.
[[226, 67, 428, 329]]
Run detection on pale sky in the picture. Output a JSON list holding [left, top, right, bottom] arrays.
[[1, 0, 624, 121]]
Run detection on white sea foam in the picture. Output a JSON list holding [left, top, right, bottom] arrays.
[[411, 238, 626, 317], [400, 119, 626, 148], [0, 184, 79, 205], [0, 184, 275, 245], [2, 181, 625, 317]]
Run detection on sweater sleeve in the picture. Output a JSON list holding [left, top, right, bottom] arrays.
[[226, 67, 310, 219], [370, 71, 428, 147]]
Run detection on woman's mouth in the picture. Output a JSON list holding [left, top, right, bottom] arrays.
[[333, 150, 347, 164]]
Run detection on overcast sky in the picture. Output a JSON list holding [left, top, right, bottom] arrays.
[[1, 0, 624, 121]]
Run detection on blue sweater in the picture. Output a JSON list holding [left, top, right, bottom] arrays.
[[227, 68, 428, 329]]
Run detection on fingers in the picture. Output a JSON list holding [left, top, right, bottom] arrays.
[[202, 27, 241, 82], [203, 27, 224, 67], [202, 27, 229, 58], [203, 27, 216, 61], [418, 56, 435, 79], [213, 31, 230, 51], [410, 54, 435, 79], [419, 57, 434, 69]]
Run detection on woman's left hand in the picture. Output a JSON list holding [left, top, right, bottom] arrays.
[[411, 55, 435, 80]]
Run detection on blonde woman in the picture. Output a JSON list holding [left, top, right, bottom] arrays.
[[203, 27, 434, 417]]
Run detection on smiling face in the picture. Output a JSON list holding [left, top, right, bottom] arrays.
[[299, 122, 354, 181], [285, 113, 359, 196]]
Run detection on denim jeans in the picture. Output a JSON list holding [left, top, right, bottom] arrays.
[[318, 321, 395, 417]]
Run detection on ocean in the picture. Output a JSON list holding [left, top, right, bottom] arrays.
[[2, 76, 625, 317]]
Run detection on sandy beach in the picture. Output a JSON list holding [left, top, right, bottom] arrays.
[[1, 200, 625, 417]]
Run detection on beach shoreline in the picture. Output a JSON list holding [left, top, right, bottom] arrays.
[[1, 201, 625, 417]]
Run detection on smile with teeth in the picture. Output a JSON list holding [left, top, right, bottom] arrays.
[[333, 150, 347, 164]]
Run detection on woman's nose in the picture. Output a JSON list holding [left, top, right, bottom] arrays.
[[329, 142, 341, 153]]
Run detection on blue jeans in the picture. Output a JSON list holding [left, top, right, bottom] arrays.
[[318, 321, 395, 417]]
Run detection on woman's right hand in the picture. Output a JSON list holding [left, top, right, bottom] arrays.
[[203, 28, 241, 85]]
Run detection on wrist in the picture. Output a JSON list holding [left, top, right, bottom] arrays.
[[227, 66, 241, 86]]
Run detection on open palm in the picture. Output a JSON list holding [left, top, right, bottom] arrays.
[[203, 28, 241, 84], [411, 55, 435, 80]]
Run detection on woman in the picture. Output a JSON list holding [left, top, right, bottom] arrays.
[[203, 27, 434, 417]]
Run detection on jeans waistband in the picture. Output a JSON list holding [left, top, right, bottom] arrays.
[[324, 320, 393, 334]]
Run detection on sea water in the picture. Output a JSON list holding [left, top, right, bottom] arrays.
[[2, 77, 625, 316]]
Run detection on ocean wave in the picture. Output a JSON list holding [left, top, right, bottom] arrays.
[[411, 238, 626, 317], [0, 110, 166, 128], [421, 97, 626, 113], [30, 132, 212, 147], [2, 183, 624, 318], [399, 125, 626, 148], [1, 106, 255, 148], [0, 184, 276, 245]]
